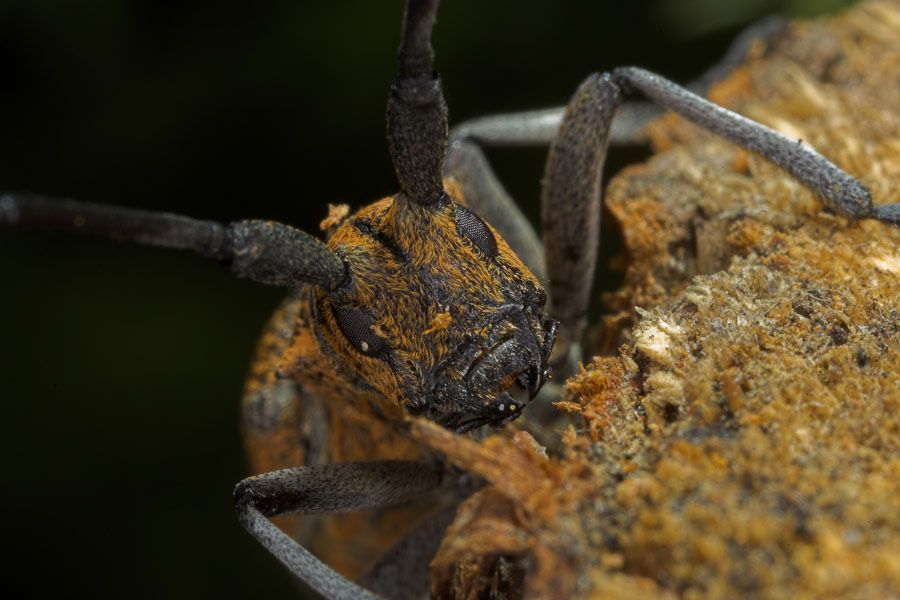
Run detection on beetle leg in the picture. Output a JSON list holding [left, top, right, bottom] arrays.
[[608, 67, 889, 222], [447, 14, 789, 150], [541, 74, 622, 378], [234, 460, 445, 600], [544, 64, 900, 375], [449, 103, 652, 149], [689, 16, 786, 92], [356, 502, 460, 600]]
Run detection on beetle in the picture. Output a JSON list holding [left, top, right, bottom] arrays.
[[0, 1, 888, 600]]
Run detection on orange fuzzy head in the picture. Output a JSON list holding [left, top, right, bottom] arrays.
[[315, 191, 556, 432]]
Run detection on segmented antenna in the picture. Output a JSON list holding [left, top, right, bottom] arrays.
[[0, 194, 347, 290], [386, 0, 448, 206]]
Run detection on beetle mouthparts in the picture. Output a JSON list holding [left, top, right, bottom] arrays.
[[516, 363, 550, 400]]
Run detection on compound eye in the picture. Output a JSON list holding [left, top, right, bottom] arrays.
[[455, 205, 498, 258], [331, 306, 388, 358]]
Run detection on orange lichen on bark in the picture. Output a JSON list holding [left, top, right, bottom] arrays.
[[555, 357, 637, 443], [429, 2, 900, 598], [319, 203, 350, 232], [414, 420, 602, 599]]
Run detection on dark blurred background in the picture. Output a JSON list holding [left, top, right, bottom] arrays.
[[0, 0, 851, 597]]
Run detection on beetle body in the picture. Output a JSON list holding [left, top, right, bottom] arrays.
[[240, 184, 554, 577], [4, 1, 890, 597]]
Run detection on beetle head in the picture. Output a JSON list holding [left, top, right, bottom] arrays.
[[309, 0, 555, 432], [316, 191, 556, 433]]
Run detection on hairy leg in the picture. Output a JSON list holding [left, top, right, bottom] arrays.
[[357, 503, 461, 600], [234, 460, 446, 600]]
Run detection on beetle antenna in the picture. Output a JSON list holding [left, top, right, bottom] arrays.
[[387, 0, 448, 206], [0, 193, 348, 290]]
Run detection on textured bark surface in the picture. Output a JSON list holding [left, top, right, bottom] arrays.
[[419, 2, 900, 598]]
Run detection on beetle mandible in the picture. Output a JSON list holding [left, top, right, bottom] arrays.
[[1, 1, 900, 600]]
